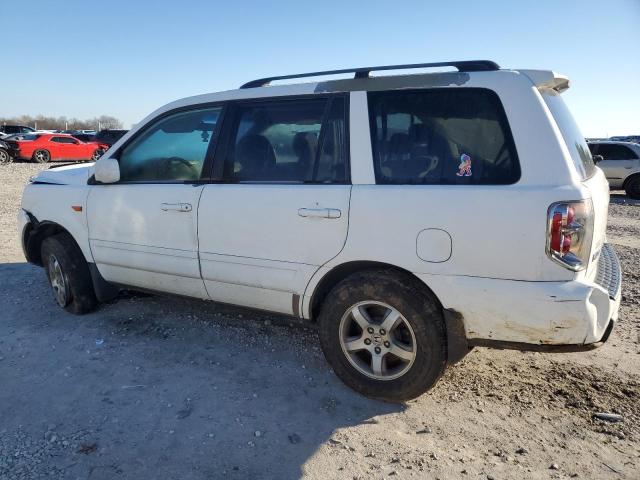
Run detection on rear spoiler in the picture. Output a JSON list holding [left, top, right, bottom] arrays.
[[519, 70, 570, 93]]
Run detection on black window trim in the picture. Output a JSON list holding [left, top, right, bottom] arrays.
[[211, 93, 351, 185], [367, 87, 521, 186], [95, 102, 228, 185]]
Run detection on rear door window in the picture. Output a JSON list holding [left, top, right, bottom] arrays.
[[222, 97, 348, 183], [367, 88, 520, 185]]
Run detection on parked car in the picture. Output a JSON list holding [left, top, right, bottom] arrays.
[[0, 139, 12, 164], [19, 61, 621, 401], [0, 124, 35, 135], [71, 133, 96, 143], [8, 133, 108, 163], [92, 129, 128, 147], [609, 135, 640, 144], [588, 141, 640, 198]]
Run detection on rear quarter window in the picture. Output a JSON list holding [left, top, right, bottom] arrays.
[[542, 90, 596, 179], [368, 88, 520, 185]]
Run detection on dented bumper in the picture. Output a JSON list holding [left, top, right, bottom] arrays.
[[420, 245, 622, 351]]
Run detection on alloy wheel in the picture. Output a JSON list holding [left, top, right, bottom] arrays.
[[47, 255, 70, 307], [339, 301, 417, 381]]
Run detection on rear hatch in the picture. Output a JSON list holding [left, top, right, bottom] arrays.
[[540, 87, 609, 281]]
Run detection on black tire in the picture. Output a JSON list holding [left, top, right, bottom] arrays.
[[41, 233, 98, 314], [318, 269, 447, 402], [0, 148, 12, 165], [91, 148, 104, 162], [32, 149, 50, 163], [625, 175, 640, 200]]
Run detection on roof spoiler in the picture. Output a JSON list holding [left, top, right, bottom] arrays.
[[519, 70, 570, 93]]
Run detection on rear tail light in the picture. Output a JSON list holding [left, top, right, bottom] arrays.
[[546, 200, 594, 271]]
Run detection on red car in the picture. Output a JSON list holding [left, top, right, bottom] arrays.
[[7, 133, 108, 163]]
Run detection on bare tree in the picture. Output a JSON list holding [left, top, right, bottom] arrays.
[[0, 115, 123, 130]]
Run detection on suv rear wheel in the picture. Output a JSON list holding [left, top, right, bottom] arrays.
[[625, 175, 640, 200], [318, 269, 447, 402], [41, 233, 98, 314]]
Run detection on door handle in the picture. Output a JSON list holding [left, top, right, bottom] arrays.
[[298, 207, 341, 219], [161, 202, 192, 212]]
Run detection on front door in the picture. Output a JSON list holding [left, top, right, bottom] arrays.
[[87, 106, 223, 298], [198, 96, 351, 315]]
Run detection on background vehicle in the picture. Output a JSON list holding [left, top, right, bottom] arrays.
[[92, 129, 128, 146], [0, 139, 11, 164], [9, 133, 108, 163], [19, 61, 621, 401], [0, 125, 35, 136], [609, 135, 640, 144], [588, 141, 640, 198]]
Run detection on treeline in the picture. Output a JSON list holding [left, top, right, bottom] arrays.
[[0, 115, 123, 130]]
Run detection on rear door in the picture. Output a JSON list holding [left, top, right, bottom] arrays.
[[198, 95, 351, 315]]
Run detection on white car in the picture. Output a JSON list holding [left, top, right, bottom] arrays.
[[588, 141, 640, 198], [19, 61, 621, 401]]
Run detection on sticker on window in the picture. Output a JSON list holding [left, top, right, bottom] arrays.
[[456, 154, 472, 177]]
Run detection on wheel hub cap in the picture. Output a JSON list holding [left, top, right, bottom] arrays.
[[339, 301, 417, 381], [48, 255, 69, 307]]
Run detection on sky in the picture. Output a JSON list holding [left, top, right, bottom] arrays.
[[2, 0, 639, 137]]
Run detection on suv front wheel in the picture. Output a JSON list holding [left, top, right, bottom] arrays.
[[41, 233, 99, 314], [318, 269, 447, 402]]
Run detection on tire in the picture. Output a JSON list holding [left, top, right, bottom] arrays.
[[0, 148, 12, 165], [91, 148, 104, 162], [41, 233, 98, 314], [318, 269, 447, 402], [32, 149, 50, 163], [625, 175, 640, 200]]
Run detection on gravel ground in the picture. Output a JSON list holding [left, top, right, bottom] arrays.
[[0, 163, 639, 479]]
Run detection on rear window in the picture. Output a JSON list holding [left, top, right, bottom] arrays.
[[368, 88, 520, 185], [542, 91, 596, 179]]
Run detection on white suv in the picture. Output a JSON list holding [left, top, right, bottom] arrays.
[[19, 61, 622, 401]]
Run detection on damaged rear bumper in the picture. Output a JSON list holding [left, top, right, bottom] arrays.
[[422, 244, 622, 356]]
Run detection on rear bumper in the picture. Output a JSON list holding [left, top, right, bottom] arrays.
[[419, 244, 622, 351]]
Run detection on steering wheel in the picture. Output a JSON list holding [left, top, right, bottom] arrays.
[[159, 156, 199, 179]]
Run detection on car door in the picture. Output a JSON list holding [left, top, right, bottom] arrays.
[[47, 136, 65, 160], [198, 95, 351, 315], [596, 143, 639, 188], [87, 106, 223, 298]]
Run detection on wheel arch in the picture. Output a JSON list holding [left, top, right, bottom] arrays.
[[308, 261, 443, 323], [307, 260, 471, 365], [23, 218, 84, 266], [622, 172, 640, 189]]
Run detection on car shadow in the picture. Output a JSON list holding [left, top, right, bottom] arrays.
[[0, 262, 403, 479]]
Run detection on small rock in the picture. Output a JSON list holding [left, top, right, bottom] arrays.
[[515, 447, 528, 455], [288, 433, 301, 444], [593, 412, 623, 423], [550, 464, 559, 470], [254, 430, 262, 437]]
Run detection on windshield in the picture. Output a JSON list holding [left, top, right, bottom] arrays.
[[542, 90, 596, 180]]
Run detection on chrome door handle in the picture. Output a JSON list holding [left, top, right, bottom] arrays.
[[161, 202, 192, 212], [298, 207, 341, 219]]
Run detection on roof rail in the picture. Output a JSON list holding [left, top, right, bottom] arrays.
[[240, 60, 500, 89]]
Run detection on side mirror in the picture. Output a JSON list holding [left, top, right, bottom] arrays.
[[94, 157, 120, 184], [592, 155, 604, 164]]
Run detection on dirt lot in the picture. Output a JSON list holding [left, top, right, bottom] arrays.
[[0, 163, 638, 480]]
